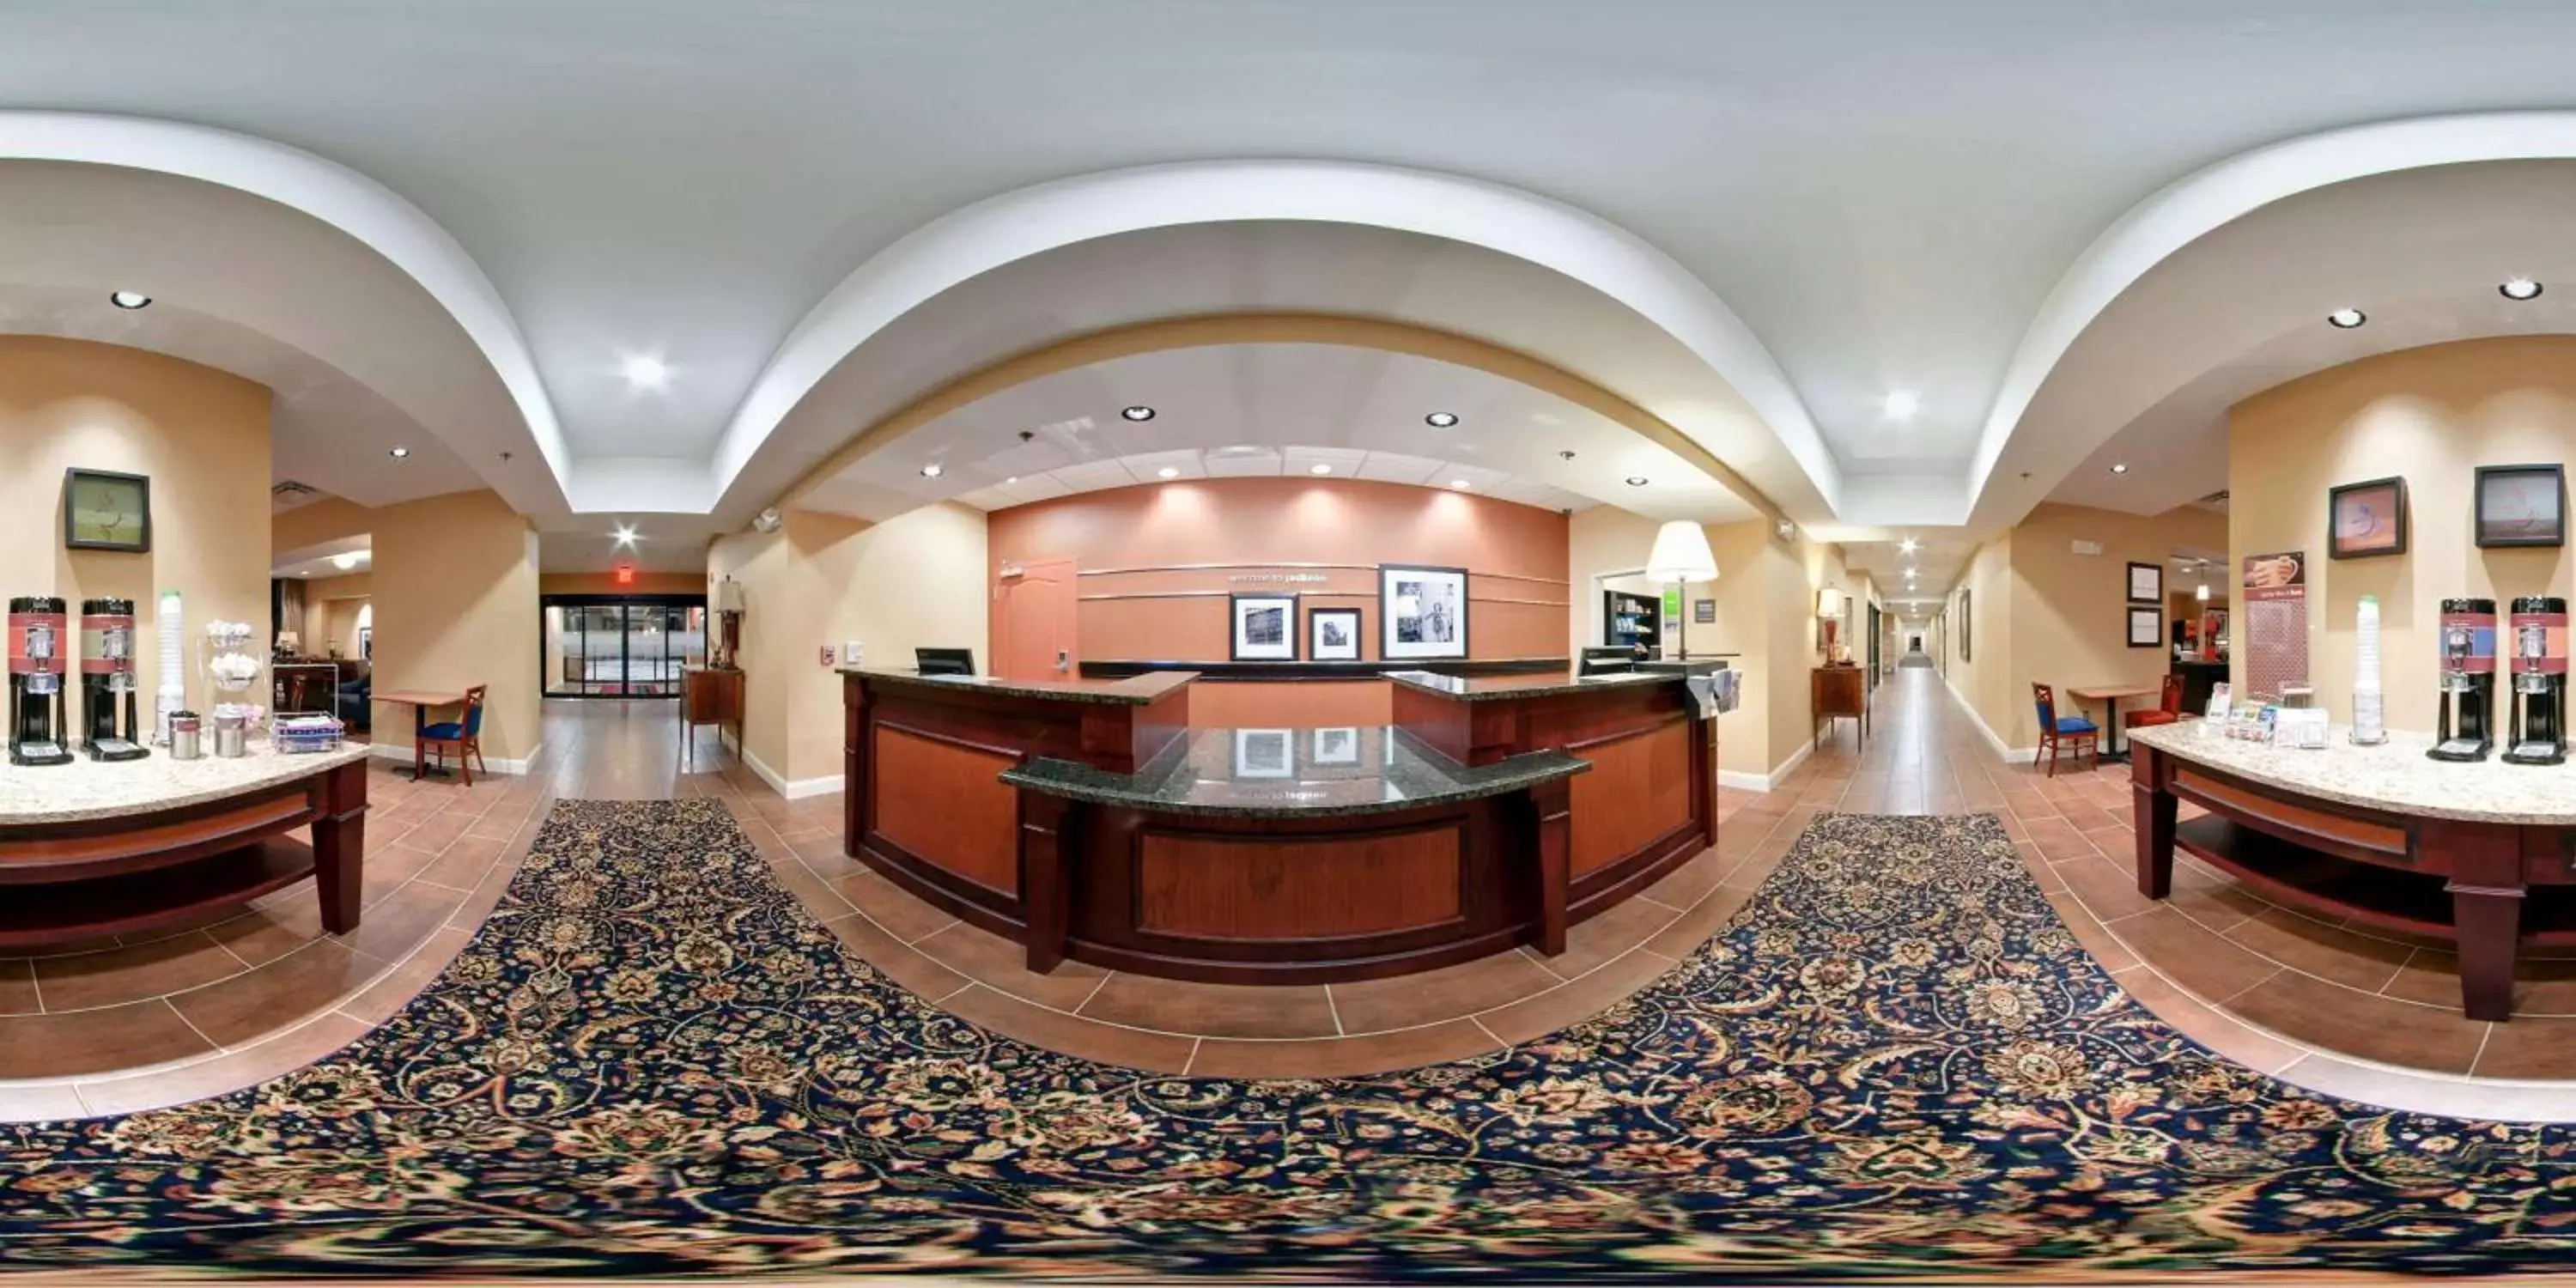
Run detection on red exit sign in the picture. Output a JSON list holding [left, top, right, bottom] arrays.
[[614, 565, 635, 586]]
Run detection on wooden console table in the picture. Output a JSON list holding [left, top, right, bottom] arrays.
[[682, 666, 744, 766], [1813, 665, 1866, 750], [2129, 722, 2575, 1021], [0, 744, 371, 949]]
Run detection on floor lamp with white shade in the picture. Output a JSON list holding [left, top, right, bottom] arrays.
[[1645, 521, 1719, 661]]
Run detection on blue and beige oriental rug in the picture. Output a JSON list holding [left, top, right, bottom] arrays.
[[1, 800, 2569, 1279]]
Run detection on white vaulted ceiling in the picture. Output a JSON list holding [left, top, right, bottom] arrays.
[[11, 3, 2576, 567]]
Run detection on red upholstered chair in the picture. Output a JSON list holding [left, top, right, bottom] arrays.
[[2125, 673, 2189, 733], [2032, 683, 2098, 778]]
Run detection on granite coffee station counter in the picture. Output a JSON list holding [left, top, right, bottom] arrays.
[[0, 743, 371, 949], [841, 660, 1731, 984], [2128, 720, 2576, 1021]]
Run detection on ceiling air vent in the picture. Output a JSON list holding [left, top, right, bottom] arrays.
[[2195, 489, 2230, 513], [269, 480, 327, 512]]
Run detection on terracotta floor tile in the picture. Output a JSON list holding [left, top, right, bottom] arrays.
[[2469, 1015, 2576, 1079], [2051, 851, 2163, 924], [2221, 904, 2415, 992], [2161, 872, 2271, 933], [2114, 967, 2302, 1073], [340, 925, 477, 1027], [1545, 895, 1682, 980], [1329, 951, 1559, 1034], [359, 841, 440, 906], [449, 852, 524, 931], [832, 871, 957, 945], [1079, 975, 1338, 1039], [0, 1000, 216, 1079], [200, 901, 324, 969], [2384, 950, 2576, 1016], [417, 835, 511, 890], [789, 835, 866, 882], [1188, 1019, 1501, 1079], [2042, 884, 2140, 975], [913, 919, 1108, 1012], [339, 879, 470, 965], [32, 932, 246, 1013], [2220, 971, 2488, 1074], [0, 959, 39, 1016], [940, 984, 1195, 1073], [769, 850, 859, 923], [1643, 884, 1757, 960], [1635, 847, 1728, 909], [823, 913, 971, 1004], [76, 1011, 374, 1119], [2106, 906, 2279, 1003], [170, 939, 384, 1049]]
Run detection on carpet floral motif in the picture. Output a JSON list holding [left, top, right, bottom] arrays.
[[3, 803, 2573, 1278]]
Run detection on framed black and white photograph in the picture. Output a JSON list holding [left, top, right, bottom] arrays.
[[1308, 607, 1362, 661], [2126, 561, 2162, 605], [1309, 726, 1360, 766], [2476, 464, 2566, 549], [1233, 728, 1293, 778], [2127, 605, 2162, 648], [1380, 563, 1468, 660], [1229, 592, 1298, 661]]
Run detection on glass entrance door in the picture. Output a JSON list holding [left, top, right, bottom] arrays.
[[543, 597, 708, 697]]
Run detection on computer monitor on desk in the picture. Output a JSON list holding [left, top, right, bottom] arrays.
[[915, 647, 976, 677], [1579, 646, 1639, 677]]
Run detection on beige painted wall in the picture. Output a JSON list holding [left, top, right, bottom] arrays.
[[0, 337, 271, 723], [708, 504, 988, 789], [301, 571, 374, 659], [2232, 336, 2576, 732], [1947, 534, 2016, 749], [360, 491, 542, 763]]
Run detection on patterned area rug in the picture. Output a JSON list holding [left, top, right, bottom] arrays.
[[3, 802, 2572, 1279]]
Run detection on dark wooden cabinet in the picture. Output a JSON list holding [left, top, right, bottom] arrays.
[[1813, 665, 1866, 750], [682, 666, 744, 765]]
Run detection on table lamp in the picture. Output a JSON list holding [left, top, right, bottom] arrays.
[[713, 576, 746, 669], [1816, 586, 1847, 662], [1645, 521, 1719, 660]]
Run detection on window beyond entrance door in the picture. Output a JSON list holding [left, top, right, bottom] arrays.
[[542, 595, 707, 697]]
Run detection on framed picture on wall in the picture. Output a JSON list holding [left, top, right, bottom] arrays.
[[1380, 564, 1469, 660], [2476, 464, 2566, 548], [2328, 476, 2409, 559], [62, 469, 151, 553], [1959, 587, 1971, 662], [1309, 726, 1361, 766], [2127, 605, 2162, 648], [1230, 593, 1298, 661], [1309, 607, 1362, 661], [2126, 561, 2163, 604]]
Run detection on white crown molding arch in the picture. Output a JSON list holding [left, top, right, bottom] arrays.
[[709, 159, 1840, 522], [1968, 111, 2576, 526], [0, 111, 572, 514]]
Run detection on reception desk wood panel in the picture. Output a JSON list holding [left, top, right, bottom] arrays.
[[846, 663, 1721, 986]]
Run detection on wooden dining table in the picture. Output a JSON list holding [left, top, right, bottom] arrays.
[[374, 689, 466, 781], [2069, 683, 2161, 762]]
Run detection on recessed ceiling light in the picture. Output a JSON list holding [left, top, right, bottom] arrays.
[[2326, 308, 2366, 329], [108, 290, 151, 310], [1156, 466, 1180, 479], [2502, 278, 2545, 301], [620, 355, 670, 388], [1625, 477, 1649, 487], [1898, 538, 1918, 555], [1309, 464, 1333, 476], [612, 525, 638, 546], [920, 464, 943, 478], [1449, 479, 1472, 489], [1425, 411, 1459, 428], [1005, 476, 1018, 484], [1883, 390, 1920, 420], [1121, 405, 1156, 422], [388, 446, 411, 459], [2111, 462, 2130, 475], [331, 552, 360, 570]]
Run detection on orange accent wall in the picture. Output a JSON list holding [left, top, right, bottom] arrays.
[[1185, 679, 1394, 728], [986, 477, 1571, 664]]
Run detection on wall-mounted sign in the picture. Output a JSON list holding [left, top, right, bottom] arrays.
[[1229, 572, 1329, 584], [1693, 598, 1716, 624]]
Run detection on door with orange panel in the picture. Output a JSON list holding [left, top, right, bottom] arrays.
[[995, 557, 1079, 682]]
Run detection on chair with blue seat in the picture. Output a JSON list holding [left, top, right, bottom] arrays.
[[420, 683, 489, 787], [2032, 682, 2099, 778]]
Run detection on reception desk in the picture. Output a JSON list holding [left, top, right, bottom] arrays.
[[2129, 720, 2576, 1021], [844, 663, 1721, 984]]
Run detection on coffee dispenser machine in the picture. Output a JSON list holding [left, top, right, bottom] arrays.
[[2505, 595, 2567, 766], [8, 597, 73, 766], [2431, 597, 2497, 762], [79, 598, 147, 762]]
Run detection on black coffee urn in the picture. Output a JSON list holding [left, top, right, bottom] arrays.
[[2505, 596, 2567, 766], [80, 597, 147, 761], [9, 596, 73, 766], [2431, 598, 2497, 762]]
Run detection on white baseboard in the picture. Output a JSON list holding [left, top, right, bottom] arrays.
[[741, 746, 841, 800], [1942, 676, 2037, 763], [368, 742, 540, 775], [1716, 738, 1815, 793]]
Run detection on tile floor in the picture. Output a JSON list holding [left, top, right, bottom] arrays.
[[4, 678, 2571, 1123]]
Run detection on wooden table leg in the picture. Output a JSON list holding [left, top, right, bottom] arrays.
[[1529, 778, 1571, 957], [1018, 790, 1075, 974], [2131, 747, 2176, 899], [313, 759, 368, 934], [2449, 883, 2522, 1022]]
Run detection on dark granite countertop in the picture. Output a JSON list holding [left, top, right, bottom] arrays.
[[843, 666, 1194, 706], [1384, 667, 1687, 702], [1001, 725, 1588, 817]]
